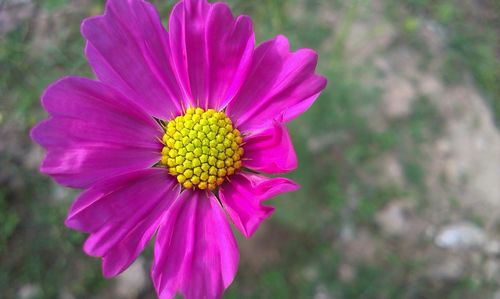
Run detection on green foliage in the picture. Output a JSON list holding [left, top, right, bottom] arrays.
[[0, 191, 20, 253], [389, 0, 500, 125], [43, 0, 68, 11]]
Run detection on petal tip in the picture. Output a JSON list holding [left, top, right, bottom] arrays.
[[281, 178, 301, 192], [29, 122, 45, 145]]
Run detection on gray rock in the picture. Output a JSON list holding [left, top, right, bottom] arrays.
[[314, 285, 333, 299], [375, 201, 410, 237], [18, 284, 40, 299], [485, 240, 500, 256], [114, 257, 147, 299], [435, 222, 487, 250]]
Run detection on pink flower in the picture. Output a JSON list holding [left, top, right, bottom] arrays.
[[31, 0, 327, 298]]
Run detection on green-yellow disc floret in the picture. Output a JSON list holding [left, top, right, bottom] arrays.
[[161, 107, 244, 191]]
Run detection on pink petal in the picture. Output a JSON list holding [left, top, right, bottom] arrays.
[[153, 191, 238, 299], [168, 0, 254, 110], [82, 0, 184, 118], [31, 77, 163, 189], [226, 35, 327, 132], [65, 168, 180, 277], [219, 173, 299, 238], [244, 119, 297, 173]]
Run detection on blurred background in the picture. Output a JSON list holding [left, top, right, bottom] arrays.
[[1, 0, 500, 298]]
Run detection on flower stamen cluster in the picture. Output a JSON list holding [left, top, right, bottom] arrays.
[[161, 108, 244, 190]]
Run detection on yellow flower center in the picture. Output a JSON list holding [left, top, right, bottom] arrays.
[[161, 107, 244, 191]]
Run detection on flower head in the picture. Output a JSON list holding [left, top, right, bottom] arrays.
[[31, 0, 327, 298]]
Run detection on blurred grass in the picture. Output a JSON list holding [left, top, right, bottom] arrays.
[[386, 0, 500, 124], [0, 0, 498, 298]]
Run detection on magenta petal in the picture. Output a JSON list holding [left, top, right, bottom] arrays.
[[205, 3, 254, 109], [219, 173, 299, 238], [153, 191, 238, 299], [244, 119, 297, 173], [226, 35, 327, 132], [31, 77, 162, 189], [82, 0, 184, 118], [168, 0, 254, 110], [65, 169, 180, 277], [39, 148, 161, 190]]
